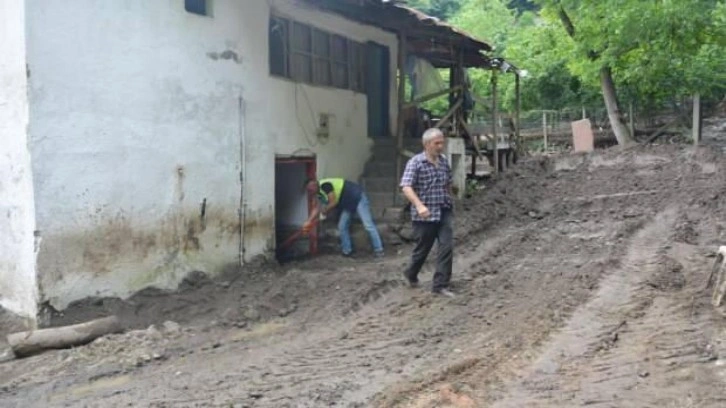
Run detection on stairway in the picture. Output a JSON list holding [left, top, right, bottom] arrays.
[[360, 137, 422, 221]]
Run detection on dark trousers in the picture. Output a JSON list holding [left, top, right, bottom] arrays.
[[404, 209, 453, 291]]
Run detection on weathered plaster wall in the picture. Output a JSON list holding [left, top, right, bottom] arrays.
[[25, 0, 398, 309], [0, 0, 38, 322]]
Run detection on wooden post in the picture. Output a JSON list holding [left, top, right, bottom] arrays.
[[394, 31, 407, 206], [492, 71, 499, 174], [542, 111, 548, 152], [692, 93, 702, 145], [515, 73, 521, 156]]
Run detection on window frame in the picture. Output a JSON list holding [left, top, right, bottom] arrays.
[[269, 15, 366, 94], [185, 0, 212, 17]]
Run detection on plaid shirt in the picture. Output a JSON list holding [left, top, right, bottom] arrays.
[[400, 152, 453, 222]]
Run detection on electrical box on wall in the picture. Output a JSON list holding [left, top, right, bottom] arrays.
[[317, 113, 330, 140]]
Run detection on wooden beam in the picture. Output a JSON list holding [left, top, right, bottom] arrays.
[[693, 93, 702, 145], [402, 85, 463, 109], [399, 148, 416, 158], [459, 116, 483, 158], [435, 98, 463, 129], [515, 73, 522, 156], [491, 71, 499, 174], [395, 30, 407, 206], [470, 93, 491, 109]]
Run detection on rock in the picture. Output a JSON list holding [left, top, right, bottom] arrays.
[[163, 321, 181, 334], [397, 225, 415, 241], [146, 325, 162, 339], [638, 371, 650, 378], [244, 307, 261, 322], [0, 347, 15, 363], [221, 308, 239, 322], [278, 306, 296, 317]]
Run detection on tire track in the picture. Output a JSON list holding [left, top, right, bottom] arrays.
[[493, 206, 726, 407]]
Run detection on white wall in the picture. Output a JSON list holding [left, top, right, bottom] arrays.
[[25, 0, 398, 309], [0, 0, 38, 322]]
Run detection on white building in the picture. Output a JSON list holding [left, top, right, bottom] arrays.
[[1, 0, 493, 326]]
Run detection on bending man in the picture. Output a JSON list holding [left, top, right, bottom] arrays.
[[303, 178, 384, 258]]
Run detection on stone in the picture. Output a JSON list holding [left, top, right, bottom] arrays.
[[163, 321, 181, 334], [244, 307, 261, 322], [0, 347, 15, 363]]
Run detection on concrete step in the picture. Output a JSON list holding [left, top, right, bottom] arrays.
[[367, 191, 398, 208], [370, 204, 388, 220], [372, 136, 422, 146], [364, 161, 397, 177], [362, 176, 398, 192], [371, 144, 421, 158], [380, 206, 407, 223]]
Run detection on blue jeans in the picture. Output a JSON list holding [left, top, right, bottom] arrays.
[[338, 193, 384, 255]]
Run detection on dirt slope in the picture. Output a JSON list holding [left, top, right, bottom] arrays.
[[2, 143, 726, 408]]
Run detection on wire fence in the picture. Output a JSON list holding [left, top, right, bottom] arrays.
[[463, 101, 705, 154]]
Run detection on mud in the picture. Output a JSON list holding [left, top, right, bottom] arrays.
[[3, 123, 726, 407]]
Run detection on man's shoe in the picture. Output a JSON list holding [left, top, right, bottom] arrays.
[[374, 251, 385, 259], [402, 271, 419, 288], [432, 288, 455, 298]]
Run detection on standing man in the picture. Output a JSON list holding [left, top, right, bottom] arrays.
[[400, 128, 455, 297], [302, 178, 385, 258]]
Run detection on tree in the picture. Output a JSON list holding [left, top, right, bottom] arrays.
[[507, 0, 538, 15], [526, 0, 726, 146], [404, 0, 465, 20]]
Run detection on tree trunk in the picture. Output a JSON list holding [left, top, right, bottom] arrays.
[[7, 316, 122, 358], [600, 66, 635, 146]]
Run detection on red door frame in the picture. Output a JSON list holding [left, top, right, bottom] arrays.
[[275, 157, 318, 255]]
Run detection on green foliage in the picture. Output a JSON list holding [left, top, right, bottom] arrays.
[[407, 0, 726, 115], [527, 0, 726, 109], [404, 0, 465, 20]]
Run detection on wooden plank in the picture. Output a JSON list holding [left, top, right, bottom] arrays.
[[434, 98, 463, 129], [399, 149, 416, 158], [491, 71, 499, 174], [459, 118, 482, 158], [515, 74, 522, 155], [693, 93, 702, 145], [395, 30, 407, 206], [403, 85, 463, 109]]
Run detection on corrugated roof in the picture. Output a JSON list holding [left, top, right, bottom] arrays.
[[306, 0, 493, 67], [394, 4, 492, 52]]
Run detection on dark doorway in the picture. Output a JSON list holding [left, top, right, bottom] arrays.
[[366, 42, 391, 138], [275, 157, 318, 261]]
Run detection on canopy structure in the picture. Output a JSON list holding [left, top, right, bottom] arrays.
[[307, 0, 493, 68]]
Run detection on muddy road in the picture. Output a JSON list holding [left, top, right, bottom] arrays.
[[2, 142, 726, 407]]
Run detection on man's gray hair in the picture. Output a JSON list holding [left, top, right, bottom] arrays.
[[422, 127, 444, 143]]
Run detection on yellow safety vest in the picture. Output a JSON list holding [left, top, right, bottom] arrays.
[[318, 178, 344, 204]]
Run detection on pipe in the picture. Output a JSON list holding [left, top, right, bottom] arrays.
[[239, 95, 247, 265]]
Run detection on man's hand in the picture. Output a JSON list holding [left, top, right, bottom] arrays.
[[301, 221, 314, 234], [415, 204, 431, 219]]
